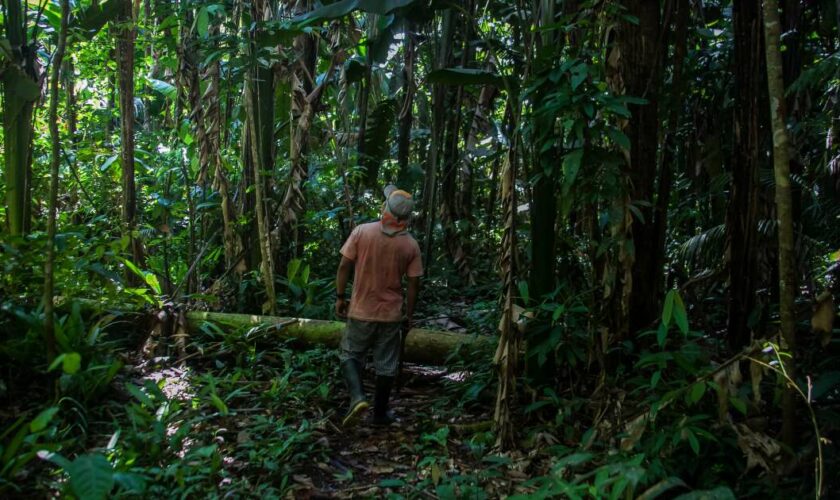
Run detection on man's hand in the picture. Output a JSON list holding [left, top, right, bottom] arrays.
[[336, 298, 348, 318]]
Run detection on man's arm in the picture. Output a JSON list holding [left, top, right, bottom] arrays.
[[336, 256, 354, 318], [405, 276, 420, 326]]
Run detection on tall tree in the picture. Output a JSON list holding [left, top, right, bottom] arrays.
[[762, 0, 797, 447], [3, 0, 39, 236], [244, 0, 277, 313], [43, 0, 70, 363], [619, 0, 663, 334], [116, 0, 145, 267], [727, 0, 765, 349]]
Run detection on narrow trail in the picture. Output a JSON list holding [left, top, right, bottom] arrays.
[[123, 342, 534, 498], [294, 366, 509, 498]]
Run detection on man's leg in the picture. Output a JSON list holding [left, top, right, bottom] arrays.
[[371, 322, 401, 425], [339, 319, 374, 426]]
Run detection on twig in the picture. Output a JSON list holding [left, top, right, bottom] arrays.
[[747, 354, 824, 499]]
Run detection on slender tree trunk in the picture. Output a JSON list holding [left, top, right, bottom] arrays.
[[116, 0, 145, 268], [494, 121, 519, 450], [63, 59, 77, 143], [422, 10, 454, 267], [246, 83, 277, 315], [652, 0, 689, 299], [397, 27, 415, 186], [43, 0, 70, 363], [762, 0, 798, 448], [728, 0, 765, 349]]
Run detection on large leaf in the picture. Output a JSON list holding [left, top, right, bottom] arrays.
[[29, 407, 60, 433], [362, 98, 398, 187], [75, 0, 121, 39], [296, 0, 417, 24], [66, 454, 114, 500], [426, 68, 504, 87]]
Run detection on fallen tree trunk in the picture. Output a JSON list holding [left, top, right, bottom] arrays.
[[185, 311, 493, 366]]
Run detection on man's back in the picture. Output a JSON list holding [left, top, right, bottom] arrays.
[[340, 222, 423, 322]]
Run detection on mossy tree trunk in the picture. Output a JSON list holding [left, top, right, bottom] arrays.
[[761, 0, 798, 448]]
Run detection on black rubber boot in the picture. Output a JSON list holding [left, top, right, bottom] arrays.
[[341, 359, 369, 427], [372, 375, 396, 426]]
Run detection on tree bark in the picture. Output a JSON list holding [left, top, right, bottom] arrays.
[[620, 0, 663, 334], [494, 117, 519, 450], [116, 0, 145, 269], [2, 0, 38, 236], [727, 0, 765, 349], [397, 27, 415, 186], [43, 0, 70, 363], [762, 0, 798, 448], [652, 0, 689, 300]]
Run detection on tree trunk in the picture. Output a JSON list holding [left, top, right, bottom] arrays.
[[397, 27, 415, 186], [727, 0, 765, 349], [620, 0, 663, 334], [2, 0, 38, 236], [421, 10, 454, 267], [246, 82, 277, 315], [761, 0, 798, 448], [186, 311, 492, 366], [494, 123, 519, 450], [652, 0, 689, 299], [244, 0, 277, 314], [43, 0, 70, 363], [116, 0, 145, 268]]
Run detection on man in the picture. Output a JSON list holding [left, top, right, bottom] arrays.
[[335, 185, 423, 427]]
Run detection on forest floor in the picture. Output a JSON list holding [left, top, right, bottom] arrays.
[[6, 313, 546, 498]]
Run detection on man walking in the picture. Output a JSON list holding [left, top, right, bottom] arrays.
[[335, 185, 423, 426]]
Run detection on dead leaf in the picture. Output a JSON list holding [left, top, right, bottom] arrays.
[[431, 462, 442, 485], [731, 422, 782, 473], [620, 412, 649, 452], [812, 291, 834, 347], [236, 430, 251, 444]]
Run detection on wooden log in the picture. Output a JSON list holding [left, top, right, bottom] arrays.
[[185, 311, 491, 366]]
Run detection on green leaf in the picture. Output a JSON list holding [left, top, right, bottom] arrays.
[[125, 384, 153, 407], [662, 289, 675, 327], [296, 0, 416, 25], [379, 478, 405, 488], [62, 352, 82, 374], [650, 370, 662, 389], [674, 487, 736, 500], [685, 428, 700, 455], [687, 382, 706, 404], [606, 127, 631, 150], [287, 259, 302, 281], [427, 68, 504, 87], [75, 0, 121, 39], [210, 393, 229, 416], [147, 78, 177, 100], [29, 407, 59, 433], [196, 6, 210, 38], [673, 292, 689, 335], [99, 155, 118, 172], [656, 321, 668, 348], [562, 149, 584, 196], [66, 454, 114, 500], [729, 396, 747, 415]]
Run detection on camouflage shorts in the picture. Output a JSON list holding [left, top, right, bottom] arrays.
[[339, 319, 402, 376]]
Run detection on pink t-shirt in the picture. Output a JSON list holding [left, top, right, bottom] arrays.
[[340, 221, 423, 322]]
